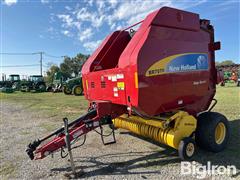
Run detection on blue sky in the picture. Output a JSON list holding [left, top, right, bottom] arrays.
[[0, 0, 239, 77]]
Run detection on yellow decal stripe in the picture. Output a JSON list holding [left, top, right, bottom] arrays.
[[134, 72, 138, 88], [145, 53, 206, 77], [86, 80, 88, 90]]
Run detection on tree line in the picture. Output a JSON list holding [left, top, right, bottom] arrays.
[[215, 60, 236, 66], [45, 53, 89, 84]]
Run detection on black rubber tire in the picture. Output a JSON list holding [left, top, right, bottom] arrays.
[[12, 82, 19, 90], [73, 85, 83, 96], [38, 84, 46, 92], [63, 86, 72, 95], [46, 86, 52, 92], [178, 137, 196, 160], [196, 112, 230, 152]]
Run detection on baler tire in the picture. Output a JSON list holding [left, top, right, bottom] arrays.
[[73, 85, 83, 96], [178, 137, 196, 160], [196, 112, 230, 152]]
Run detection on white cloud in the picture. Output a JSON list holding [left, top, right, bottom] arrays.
[[62, 30, 71, 37], [54, 0, 208, 51], [3, 0, 17, 6], [76, 7, 104, 28], [83, 40, 102, 52], [84, 0, 94, 7], [110, 23, 116, 30], [57, 14, 74, 28], [41, 0, 49, 4], [65, 6, 72, 11], [109, 0, 118, 8], [109, 0, 173, 26], [79, 28, 93, 42]]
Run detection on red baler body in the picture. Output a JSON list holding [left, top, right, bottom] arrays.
[[82, 7, 219, 117]]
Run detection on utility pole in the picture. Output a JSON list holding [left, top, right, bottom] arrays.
[[33, 52, 44, 76], [40, 52, 43, 76]]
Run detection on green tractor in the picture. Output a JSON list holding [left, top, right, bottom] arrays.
[[237, 71, 240, 87], [46, 72, 65, 92], [63, 76, 83, 96], [21, 75, 46, 92], [0, 74, 21, 92]]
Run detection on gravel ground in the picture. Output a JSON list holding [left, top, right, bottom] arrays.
[[0, 102, 239, 179]]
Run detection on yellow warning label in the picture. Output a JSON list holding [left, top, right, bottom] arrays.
[[117, 82, 125, 90]]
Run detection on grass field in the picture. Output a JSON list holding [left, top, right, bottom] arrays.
[[0, 84, 239, 178], [0, 91, 89, 120], [1, 84, 239, 120]]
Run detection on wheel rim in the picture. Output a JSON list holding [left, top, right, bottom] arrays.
[[186, 143, 195, 157], [75, 86, 82, 94], [64, 86, 71, 94], [215, 122, 226, 144]]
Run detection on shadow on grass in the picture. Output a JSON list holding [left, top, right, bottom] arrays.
[[51, 119, 240, 178]]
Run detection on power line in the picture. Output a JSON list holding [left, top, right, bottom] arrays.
[[0, 52, 65, 58], [44, 53, 64, 58], [0, 52, 38, 55], [1, 52, 65, 74], [0, 64, 40, 68]]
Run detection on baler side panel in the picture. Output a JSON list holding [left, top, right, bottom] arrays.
[[136, 25, 212, 115], [118, 10, 160, 108], [85, 69, 127, 105]]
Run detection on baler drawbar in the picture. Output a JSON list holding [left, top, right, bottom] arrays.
[[26, 109, 97, 160], [26, 7, 230, 174]]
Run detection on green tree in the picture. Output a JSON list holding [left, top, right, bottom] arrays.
[[216, 60, 235, 66], [60, 54, 89, 78], [71, 53, 89, 77], [45, 64, 60, 84], [60, 56, 72, 78], [45, 53, 89, 83]]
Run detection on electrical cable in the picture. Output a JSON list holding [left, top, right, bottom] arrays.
[[93, 127, 114, 137], [0, 53, 38, 55], [71, 134, 87, 150], [0, 64, 40, 67], [44, 53, 63, 59]]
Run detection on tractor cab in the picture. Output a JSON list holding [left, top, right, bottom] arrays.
[[8, 74, 20, 82], [29, 75, 44, 82]]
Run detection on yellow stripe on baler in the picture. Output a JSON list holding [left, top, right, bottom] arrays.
[[86, 80, 88, 90], [134, 72, 138, 88]]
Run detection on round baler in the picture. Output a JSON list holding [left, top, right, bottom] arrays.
[[81, 7, 228, 159], [27, 7, 229, 170]]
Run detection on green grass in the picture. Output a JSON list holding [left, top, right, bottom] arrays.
[[0, 91, 88, 120], [1, 85, 238, 120], [214, 84, 240, 120]]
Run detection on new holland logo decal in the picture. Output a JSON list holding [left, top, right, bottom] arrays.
[[146, 53, 209, 77]]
